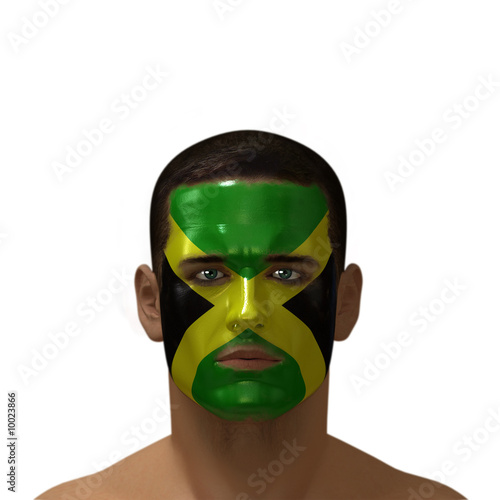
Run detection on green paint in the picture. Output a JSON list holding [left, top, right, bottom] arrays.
[[191, 330, 306, 421], [169, 181, 328, 279]]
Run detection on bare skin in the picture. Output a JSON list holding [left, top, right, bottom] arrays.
[[37, 264, 465, 499]]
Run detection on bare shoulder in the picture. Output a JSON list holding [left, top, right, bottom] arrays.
[[36, 436, 178, 500], [317, 435, 466, 499], [35, 471, 116, 499], [35, 460, 126, 500]]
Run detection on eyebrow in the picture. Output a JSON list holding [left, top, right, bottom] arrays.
[[265, 255, 316, 264], [180, 255, 225, 265], [181, 254, 316, 264]]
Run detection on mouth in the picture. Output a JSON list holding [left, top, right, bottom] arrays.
[[215, 346, 283, 370]]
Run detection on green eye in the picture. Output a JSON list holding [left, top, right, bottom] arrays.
[[273, 269, 300, 280], [197, 269, 222, 280]]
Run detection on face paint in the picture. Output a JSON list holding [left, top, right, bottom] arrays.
[[160, 181, 336, 421]]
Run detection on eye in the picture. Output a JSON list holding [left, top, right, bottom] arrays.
[[196, 269, 222, 280], [195, 269, 225, 281], [272, 269, 301, 281]]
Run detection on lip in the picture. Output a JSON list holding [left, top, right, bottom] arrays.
[[216, 346, 283, 370]]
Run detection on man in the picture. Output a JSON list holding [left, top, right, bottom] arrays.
[[38, 131, 465, 499]]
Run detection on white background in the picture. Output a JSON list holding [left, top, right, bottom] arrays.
[[2, 1, 499, 498]]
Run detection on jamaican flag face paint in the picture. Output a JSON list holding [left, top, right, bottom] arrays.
[[160, 181, 336, 421]]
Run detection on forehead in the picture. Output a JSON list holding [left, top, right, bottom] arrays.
[[167, 180, 329, 277]]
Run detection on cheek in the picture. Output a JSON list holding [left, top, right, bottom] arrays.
[[159, 256, 213, 372], [282, 254, 337, 370]]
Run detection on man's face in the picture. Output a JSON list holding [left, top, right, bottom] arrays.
[[159, 180, 337, 421]]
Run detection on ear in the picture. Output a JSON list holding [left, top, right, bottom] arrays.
[[135, 264, 163, 342], [334, 264, 362, 341]]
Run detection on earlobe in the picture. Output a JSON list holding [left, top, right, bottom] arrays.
[[334, 264, 363, 342], [135, 264, 163, 342]]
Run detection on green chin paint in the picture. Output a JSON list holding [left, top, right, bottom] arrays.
[[191, 330, 306, 421]]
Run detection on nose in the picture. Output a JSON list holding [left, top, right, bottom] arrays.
[[225, 274, 265, 335]]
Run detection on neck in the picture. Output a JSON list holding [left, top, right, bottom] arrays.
[[168, 374, 330, 499]]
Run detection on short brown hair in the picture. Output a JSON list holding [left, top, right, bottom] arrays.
[[150, 130, 347, 287]]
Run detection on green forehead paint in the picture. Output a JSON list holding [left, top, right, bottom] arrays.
[[169, 181, 328, 279]]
